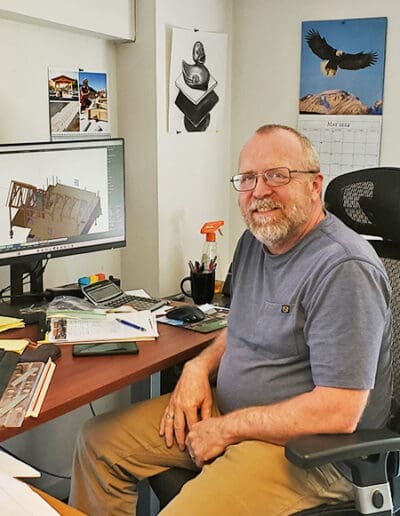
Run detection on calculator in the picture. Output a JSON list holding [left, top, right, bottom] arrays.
[[81, 279, 166, 311]]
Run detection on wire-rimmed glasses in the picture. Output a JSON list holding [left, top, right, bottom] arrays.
[[230, 167, 319, 191]]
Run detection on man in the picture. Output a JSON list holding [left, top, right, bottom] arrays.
[[69, 125, 392, 515], [80, 78, 91, 112]]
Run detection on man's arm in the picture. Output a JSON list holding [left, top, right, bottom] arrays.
[[160, 328, 227, 449], [185, 385, 369, 467]]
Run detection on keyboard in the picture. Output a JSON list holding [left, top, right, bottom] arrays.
[[103, 294, 166, 311]]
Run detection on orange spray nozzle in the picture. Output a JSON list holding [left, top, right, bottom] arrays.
[[200, 220, 224, 241]]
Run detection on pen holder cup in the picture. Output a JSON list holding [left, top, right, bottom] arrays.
[[180, 271, 215, 305]]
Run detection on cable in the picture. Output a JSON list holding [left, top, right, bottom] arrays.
[[89, 402, 96, 417], [0, 284, 11, 296], [0, 444, 71, 480]]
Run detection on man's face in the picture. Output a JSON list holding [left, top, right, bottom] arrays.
[[238, 130, 321, 250]]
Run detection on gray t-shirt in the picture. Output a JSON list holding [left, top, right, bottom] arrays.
[[216, 212, 392, 429]]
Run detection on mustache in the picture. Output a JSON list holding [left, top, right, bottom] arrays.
[[247, 199, 283, 212]]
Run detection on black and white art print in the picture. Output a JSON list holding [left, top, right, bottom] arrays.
[[168, 28, 227, 134]]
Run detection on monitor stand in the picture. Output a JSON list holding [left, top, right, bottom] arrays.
[[0, 260, 48, 323], [10, 260, 45, 305]]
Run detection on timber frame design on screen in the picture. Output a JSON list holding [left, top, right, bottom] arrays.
[[0, 138, 126, 306]]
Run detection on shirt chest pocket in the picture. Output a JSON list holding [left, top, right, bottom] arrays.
[[250, 301, 304, 359]]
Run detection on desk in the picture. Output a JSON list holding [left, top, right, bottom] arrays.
[[0, 323, 219, 441], [30, 485, 86, 515]]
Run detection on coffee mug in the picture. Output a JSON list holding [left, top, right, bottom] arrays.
[[180, 270, 215, 305]]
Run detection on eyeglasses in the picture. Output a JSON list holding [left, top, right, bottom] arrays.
[[230, 167, 320, 191]]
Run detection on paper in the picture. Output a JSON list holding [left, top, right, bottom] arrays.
[[0, 450, 40, 478], [48, 310, 159, 343], [47, 309, 106, 320], [125, 289, 151, 298], [0, 474, 59, 515], [0, 316, 25, 333], [0, 339, 30, 354]]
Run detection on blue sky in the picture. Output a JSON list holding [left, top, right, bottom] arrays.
[[300, 17, 387, 108], [78, 72, 107, 92]]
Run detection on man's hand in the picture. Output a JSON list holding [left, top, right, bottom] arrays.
[[160, 360, 213, 450], [185, 416, 232, 468]]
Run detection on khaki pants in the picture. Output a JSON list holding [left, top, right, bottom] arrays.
[[69, 392, 353, 516]]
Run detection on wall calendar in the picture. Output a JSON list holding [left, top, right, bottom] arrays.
[[298, 114, 381, 188]]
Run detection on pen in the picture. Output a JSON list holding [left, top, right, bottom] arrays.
[[116, 318, 146, 332]]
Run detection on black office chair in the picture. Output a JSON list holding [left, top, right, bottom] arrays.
[[149, 167, 400, 515]]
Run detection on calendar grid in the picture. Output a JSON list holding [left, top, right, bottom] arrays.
[[298, 115, 382, 189]]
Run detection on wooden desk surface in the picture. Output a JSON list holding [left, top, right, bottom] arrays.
[[30, 485, 87, 515], [0, 323, 218, 441]]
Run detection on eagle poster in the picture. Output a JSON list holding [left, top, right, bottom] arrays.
[[299, 17, 387, 115]]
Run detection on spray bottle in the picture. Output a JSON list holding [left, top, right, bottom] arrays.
[[200, 220, 224, 271]]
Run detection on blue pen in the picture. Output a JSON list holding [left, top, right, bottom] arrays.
[[116, 318, 146, 332]]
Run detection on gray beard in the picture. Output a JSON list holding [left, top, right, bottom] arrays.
[[242, 199, 309, 246]]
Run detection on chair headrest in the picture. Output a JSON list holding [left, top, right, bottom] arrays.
[[324, 167, 400, 242]]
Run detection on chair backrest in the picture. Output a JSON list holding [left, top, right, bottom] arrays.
[[324, 168, 400, 408]]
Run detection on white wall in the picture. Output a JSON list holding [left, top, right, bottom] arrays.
[[229, 0, 400, 249], [118, 0, 232, 297], [155, 0, 232, 295], [0, 0, 135, 40], [117, 1, 160, 295]]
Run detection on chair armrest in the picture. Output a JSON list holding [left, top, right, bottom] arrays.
[[285, 429, 400, 469]]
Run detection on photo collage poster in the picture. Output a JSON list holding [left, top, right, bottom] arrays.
[[48, 68, 110, 139]]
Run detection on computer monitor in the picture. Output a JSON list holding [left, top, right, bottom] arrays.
[[0, 138, 125, 307]]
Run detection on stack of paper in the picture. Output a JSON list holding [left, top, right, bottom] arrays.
[[0, 450, 59, 515], [0, 316, 25, 333], [0, 449, 40, 478], [0, 339, 30, 354], [47, 310, 159, 343]]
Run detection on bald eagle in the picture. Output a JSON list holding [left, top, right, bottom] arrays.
[[306, 29, 378, 77]]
